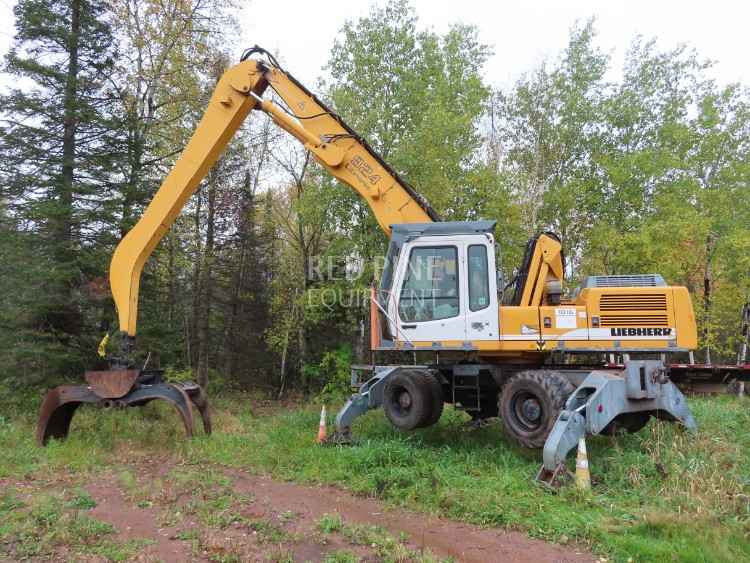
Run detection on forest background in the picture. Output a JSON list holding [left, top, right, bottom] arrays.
[[1, 0, 748, 394]]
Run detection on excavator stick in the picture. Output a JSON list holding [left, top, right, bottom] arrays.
[[36, 369, 211, 446]]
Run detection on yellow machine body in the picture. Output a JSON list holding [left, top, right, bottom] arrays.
[[380, 287, 697, 355]]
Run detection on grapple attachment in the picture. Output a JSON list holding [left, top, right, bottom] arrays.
[[36, 369, 211, 446]]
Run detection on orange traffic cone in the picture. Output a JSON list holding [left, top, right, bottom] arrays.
[[575, 437, 591, 490], [317, 405, 327, 444]]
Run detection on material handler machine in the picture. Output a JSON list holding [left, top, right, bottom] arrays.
[[39, 47, 705, 479]]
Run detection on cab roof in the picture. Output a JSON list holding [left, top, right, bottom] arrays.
[[390, 220, 496, 244]]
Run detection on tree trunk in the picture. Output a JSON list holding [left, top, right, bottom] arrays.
[[295, 153, 310, 379], [60, 0, 79, 246], [50, 0, 81, 336], [190, 191, 202, 368], [167, 235, 176, 329], [197, 171, 217, 389], [702, 233, 717, 365]]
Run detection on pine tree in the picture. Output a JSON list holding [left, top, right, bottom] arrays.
[[0, 0, 118, 377]]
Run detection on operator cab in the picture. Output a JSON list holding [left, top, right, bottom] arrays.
[[378, 221, 499, 345]]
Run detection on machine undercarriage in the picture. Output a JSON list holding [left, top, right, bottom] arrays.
[[332, 356, 718, 483]]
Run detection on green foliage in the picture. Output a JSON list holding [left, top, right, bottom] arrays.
[[1, 0, 748, 390], [302, 344, 353, 399], [65, 489, 97, 510], [496, 20, 750, 360], [325, 0, 493, 226], [0, 0, 118, 380]]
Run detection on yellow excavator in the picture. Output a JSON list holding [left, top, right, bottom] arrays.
[[37, 47, 699, 480]]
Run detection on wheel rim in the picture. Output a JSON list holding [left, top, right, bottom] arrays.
[[398, 391, 412, 409], [510, 391, 544, 432], [390, 385, 413, 417]]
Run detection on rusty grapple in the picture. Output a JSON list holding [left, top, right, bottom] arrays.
[[36, 369, 211, 446]]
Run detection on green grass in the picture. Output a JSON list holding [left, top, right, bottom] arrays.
[[324, 552, 360, 563], [2, 386, 750, 562], [318, 512, 344, 533]]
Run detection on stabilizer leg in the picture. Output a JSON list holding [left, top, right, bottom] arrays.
[[541, 410, 586, 477], [539, 360, 697, 478], [332, 366, 402, 441]]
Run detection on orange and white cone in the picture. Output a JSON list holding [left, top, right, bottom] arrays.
[[316, 405, 327, 444], [575, 437, 591, 490]]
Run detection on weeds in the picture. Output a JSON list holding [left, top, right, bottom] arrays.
[[65, 488, 97, 510], [319, 513, 447, 563], [248, 518, 290, 544], [318, 512, 344, 533]]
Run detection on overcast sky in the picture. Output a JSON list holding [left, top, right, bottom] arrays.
[[239, 0, 750, 88], [0, 0, 747, 89]]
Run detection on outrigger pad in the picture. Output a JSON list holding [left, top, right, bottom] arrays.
[[36, 379, 211, 446]]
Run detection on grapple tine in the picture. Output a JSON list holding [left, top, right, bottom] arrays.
[[186, 385, 212, 435], [172, 384, 195, 438], [36, 385, 99, 446], [120, 383, 196, 438]]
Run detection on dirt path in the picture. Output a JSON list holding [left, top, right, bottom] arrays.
[[85, 480, 195, 563], [76, 461, 595, 563], [228, 470, 594, 563]]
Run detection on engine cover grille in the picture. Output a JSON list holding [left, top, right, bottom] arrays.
[[599, 293, 667, 311], [584, 274, 666, 288]]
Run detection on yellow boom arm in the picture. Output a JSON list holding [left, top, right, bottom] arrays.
[[517, 234, 564, 307], [110, 48, 437, 337]]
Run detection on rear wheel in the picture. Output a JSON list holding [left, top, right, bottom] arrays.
[[499, 370, 574, 449], [383, 370, 434, 430]]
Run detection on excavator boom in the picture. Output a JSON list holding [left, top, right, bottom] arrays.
[[111, 48, 437, 338]]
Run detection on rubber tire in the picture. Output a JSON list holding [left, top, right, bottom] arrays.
[[602, 412, 650, 435], [419, 372, 444, 428], [383, 370, 434, 431], [499, 370, 575, 449]]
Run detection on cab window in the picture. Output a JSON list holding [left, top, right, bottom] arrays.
[[468, 245, 490, 311], [399, 246, 459, 322]]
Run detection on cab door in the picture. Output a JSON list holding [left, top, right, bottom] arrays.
[[391, 241, 466, 342], [465, 238, 500, 340]]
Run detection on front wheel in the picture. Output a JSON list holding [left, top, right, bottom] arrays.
[[499, 370, 574, 449], [419, 372, 444, 428], [383, 370, 435, 431]]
